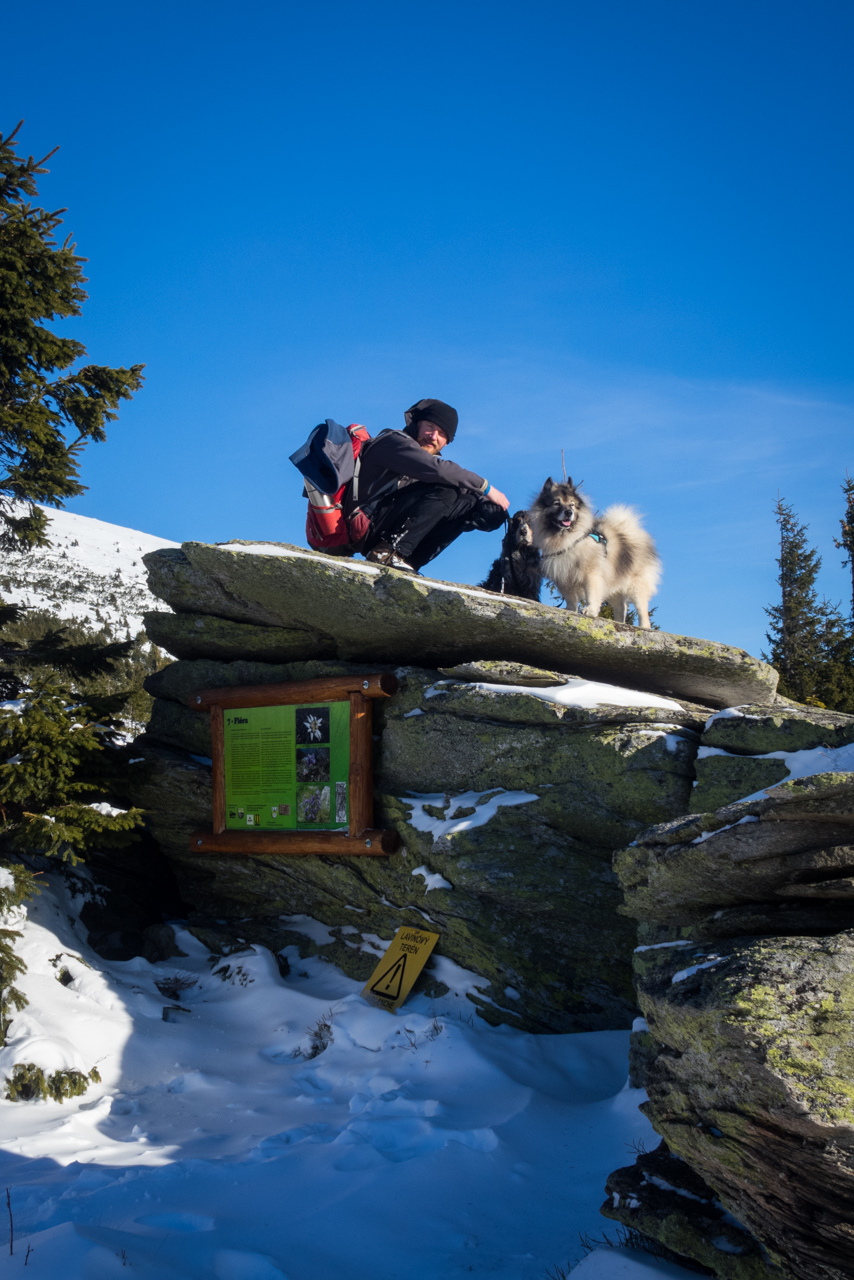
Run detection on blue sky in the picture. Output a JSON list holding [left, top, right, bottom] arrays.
[[4, 0, 852, 657]]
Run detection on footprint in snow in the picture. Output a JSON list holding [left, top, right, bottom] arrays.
[[214, 1249, 289, 1279]]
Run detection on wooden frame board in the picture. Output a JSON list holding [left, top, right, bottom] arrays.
[[188, 672, 401, 856]]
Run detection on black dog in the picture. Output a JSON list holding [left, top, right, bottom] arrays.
[[479, 510, 541, 601]]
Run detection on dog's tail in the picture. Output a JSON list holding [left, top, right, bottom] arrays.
[[597, 503, 647, 536], [597, 504, 662, 587]]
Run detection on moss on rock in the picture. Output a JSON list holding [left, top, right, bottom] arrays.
[[689, 753, 790, 813], [630, 932, 854, 1279], [702, 703, 854, 756], [144, 656, 378, 706], [437, 660, 569, 685], [143, 542, 778, 707], [602, 1141, 778, 1279], [615, 774, 854, 926], [144, 610, 335, 663], [147, 699, 213, 757]]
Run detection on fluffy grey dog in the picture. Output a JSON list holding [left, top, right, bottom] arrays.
[[528, 477, 661, 628]]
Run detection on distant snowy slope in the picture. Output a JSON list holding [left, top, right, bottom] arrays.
[[0, 506, 178, 637]]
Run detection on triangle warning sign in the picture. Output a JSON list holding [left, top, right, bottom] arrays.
[[370, 953, 407, 1001]]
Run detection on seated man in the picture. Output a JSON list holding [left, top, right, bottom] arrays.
[[353, 398, 510, 572]]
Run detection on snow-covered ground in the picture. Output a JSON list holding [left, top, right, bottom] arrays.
[[0, 506, 178, 636], [0, 876, 699, 1280]]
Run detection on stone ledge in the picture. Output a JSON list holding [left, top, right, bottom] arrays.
[[142, 542, 778, 709]]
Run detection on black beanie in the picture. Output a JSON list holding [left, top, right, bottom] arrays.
[[404, 398, 458, 443]]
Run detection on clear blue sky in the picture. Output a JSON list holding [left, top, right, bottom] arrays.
[[4, 0, 852, 657]]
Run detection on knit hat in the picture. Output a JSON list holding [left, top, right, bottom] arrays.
[[404, 398, 458, 443]]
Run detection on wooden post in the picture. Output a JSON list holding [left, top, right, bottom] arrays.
[[188, 672, 398, 712], [348, 690, 373, 837], [211, 704, 226, 834], [189, 828, 399, 856]]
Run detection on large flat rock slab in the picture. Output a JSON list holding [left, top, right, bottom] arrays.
[[615, 773, 854, 938], [631, 929, 854, 1280], [143, 541, 777, 709]]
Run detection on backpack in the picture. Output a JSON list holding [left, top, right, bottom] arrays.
[[289, 419, 372, 553]]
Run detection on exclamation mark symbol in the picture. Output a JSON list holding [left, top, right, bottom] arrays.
[[370, 954, 407, 1001]]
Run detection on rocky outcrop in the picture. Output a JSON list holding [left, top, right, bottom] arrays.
[[602, 1140, 776, 1279], [691, 703, 854, 813], [607, 772, 854, 1280], [616, 775, 854, 941], [129, 654, 712, 1033], [143, 543, 778, 708], [144, 610, 336, 663], [132, 538, 854, 1277]]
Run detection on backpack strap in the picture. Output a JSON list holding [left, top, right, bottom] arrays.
[[347, 434, 400, 519], [350, 452, 363, 506]]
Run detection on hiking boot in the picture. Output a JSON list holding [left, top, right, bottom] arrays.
[[365, 544, 418, 573]]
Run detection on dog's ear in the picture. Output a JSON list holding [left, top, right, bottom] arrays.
[[540, 477, 554, 494]]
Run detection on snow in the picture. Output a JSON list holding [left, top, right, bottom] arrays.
[[405, 788, 539, 839], [695, 740, 854, 805], [422, 678, 683, 712], [411, 865, 453, 892], [214, 545, 516, 604], [692, 815, 759, 845], [277, 915, 336, 947], [217, 543, 381, 575], [570, 1249, 701, 1278], [711, 1235, 744, 1254], [672, 956, 730, 984], [634, 942, 693, 953], [702, 706, 759, 728], [0, 876, 700, 1279], [0, 505, 177, 636]]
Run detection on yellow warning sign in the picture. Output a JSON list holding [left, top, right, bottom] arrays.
[[361, 926, 440, 1012]]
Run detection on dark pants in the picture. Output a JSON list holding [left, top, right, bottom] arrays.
[[364, 482, 505, 570]]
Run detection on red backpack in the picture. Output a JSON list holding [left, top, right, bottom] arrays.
[[297, 422, 372, 553]]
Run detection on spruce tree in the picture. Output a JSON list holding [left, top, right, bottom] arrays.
[[0, 123, 145, 1075], [834, 471, 854, 625], [763, 498, 824, 703], [763, 497, 854, 712], [0, 121, 144, 549]]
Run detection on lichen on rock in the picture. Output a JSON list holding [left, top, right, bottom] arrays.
[[142, 541, 779, 708], [602, 1140, 779, 1279], [630, 931, 854, 1279], [128, 651, 713, 1034], [611, 770, 854, 1279]]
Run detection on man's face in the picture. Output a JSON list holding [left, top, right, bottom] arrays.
[[416, 421, 448, 455]]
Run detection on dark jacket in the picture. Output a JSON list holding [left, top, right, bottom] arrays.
[[347, 427, 489, 519]]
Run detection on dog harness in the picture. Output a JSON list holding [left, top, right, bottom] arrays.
[[588, 529, 608, 553]]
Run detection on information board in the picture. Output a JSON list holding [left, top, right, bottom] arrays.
[[223, 701, 350, 831]]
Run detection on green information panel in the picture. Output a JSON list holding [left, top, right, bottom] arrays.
[[223, 701, 349, 831]]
